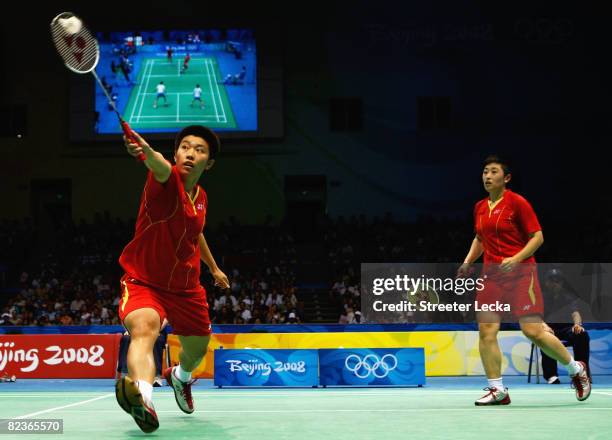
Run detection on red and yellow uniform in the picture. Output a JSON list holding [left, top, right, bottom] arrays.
[[118, 165, 211, 335], [474, 189, 543, 316]]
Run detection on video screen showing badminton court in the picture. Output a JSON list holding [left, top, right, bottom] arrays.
[[94, 29, 256, 134]]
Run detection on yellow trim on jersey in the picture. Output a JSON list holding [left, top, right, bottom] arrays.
[[494, 207, 506, 257], [528, 271, 536, 305], [187, 187, 200, 215], [120, 281, 129, 312], [487, 196, 504, 217]]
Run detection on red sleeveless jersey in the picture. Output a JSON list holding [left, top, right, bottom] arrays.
[[119, 166, 207, 293], [473, 190, 541, 264]]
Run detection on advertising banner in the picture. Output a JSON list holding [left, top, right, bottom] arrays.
[[0, 334, 121, 378], [319, 348, 425, 386], [214, 349, 319, 387]]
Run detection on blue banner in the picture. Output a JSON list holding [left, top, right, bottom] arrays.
[[319, 348, 426, 386], [214, 349, 319, 387]]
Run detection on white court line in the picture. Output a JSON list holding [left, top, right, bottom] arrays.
[[4, 391, 604, 398], [138, 115, 223, 118], [136, 59, 154, 122], [0, 393, 114, 423], [129, 59, 149, 123], [209, 59, 227, 123], [204, 58, 219, 122], [140, 92, 195, 95], [211, 59, 227, 123], [210, 59, 227, 123], [137, 59, 155, 123], [4, 389, 611, 398], [39, 407, 612, 414], [135, 120, 222, 124], [176, 93, 180, 122], [131, 59, 150, 123], [148, 74, 211, 78]]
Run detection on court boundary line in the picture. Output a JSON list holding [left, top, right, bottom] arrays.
[[5, 389, 611, 398], [205, 58, 220, 122], [138, 115, 223, 118], [1, 393, 114, 423], [213, 58, 228, 122], [129, 59, 149, 123], [208, 58, 227, 123], [148, 74, 212, 78], [140, 92, 198, 95], [137, 59, 155, 123], [25, 407, 612, 414], [135, 120, 225, 124]]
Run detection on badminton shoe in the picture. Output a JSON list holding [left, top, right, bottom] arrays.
[[475, 387, 511, 406], [571, 361, 592, 401], [115, 376, 159, 433], [164, 366, 196, 414]]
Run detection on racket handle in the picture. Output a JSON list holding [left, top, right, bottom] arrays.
[[121, 121, 146, 162]]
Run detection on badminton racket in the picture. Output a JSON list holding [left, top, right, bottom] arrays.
[[50, 12, 145, 161]]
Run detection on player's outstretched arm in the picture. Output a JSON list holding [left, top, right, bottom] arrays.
[[199, 233, 230, 289], [124, 130, 172, 183]]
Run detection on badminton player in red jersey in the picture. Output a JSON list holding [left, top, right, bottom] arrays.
[[115, 125, 229, 433], [458, 155, 591, 406]]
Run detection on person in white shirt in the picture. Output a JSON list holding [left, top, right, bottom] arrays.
[[191, 84, 204, 109], [265, 290, 283, 307], [218, 290, 238, 311], [153, 81, 167, 109]]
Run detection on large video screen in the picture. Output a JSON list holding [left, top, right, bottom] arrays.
[[94, 29, 257, 134]]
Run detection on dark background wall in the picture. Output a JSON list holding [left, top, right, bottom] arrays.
[[1, 1, 610, 228]]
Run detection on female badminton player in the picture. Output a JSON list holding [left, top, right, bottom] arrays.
[[115, 125, 229, 432], [458, 155, 591, 406]]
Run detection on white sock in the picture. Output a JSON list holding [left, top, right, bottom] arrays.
[[174, 364, 192, 383], [488, 377, 505, 391], [565, 357, 583, 376], [136, 380, 153, 405]]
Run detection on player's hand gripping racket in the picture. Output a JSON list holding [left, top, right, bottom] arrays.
[[50, 12, 145, 161]]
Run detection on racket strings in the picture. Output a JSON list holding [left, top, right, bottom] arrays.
[[50, 22, 98, 73], [50, 11, 141, 157]]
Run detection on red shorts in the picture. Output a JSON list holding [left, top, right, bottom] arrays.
[[118, 275, 212, 336], [476, 265, 544, 318]]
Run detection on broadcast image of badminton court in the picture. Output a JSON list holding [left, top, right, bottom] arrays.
[[94, 29, 256, 134], [123, 57, 237, 131]]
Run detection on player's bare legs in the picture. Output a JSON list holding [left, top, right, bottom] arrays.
[[178, 335, 211, 371], [124, 308, 162, 383], [116, 307, 161, 432], [478, 319, 502, 379], [520, 316, 591, 401], [164, 335, 210, 414], [475, 312, 510, 405], [519, 317, 570, 363]]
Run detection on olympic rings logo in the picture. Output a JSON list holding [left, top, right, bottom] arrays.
[[344, 354, 398, 379]]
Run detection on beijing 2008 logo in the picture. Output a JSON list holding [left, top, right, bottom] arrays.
[[344, 353, 398, 379]]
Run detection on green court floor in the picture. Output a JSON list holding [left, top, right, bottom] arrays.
[[123, 57, 237, 130], [0, 377, 610, 439]]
